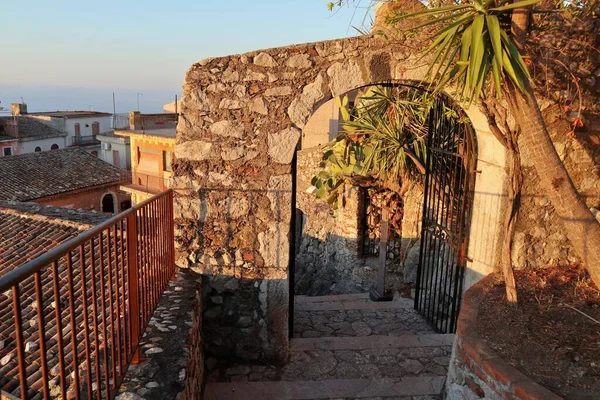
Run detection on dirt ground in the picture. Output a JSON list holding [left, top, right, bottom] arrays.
[[477, 265, 600, 400]]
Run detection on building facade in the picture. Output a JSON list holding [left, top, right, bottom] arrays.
[[97, 131, 132, 169], [11, 103, 112, 156], [115, 111, 177, 204], [0, 112, 68, 154]]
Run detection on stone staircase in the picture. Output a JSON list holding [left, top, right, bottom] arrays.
[[204, 293, 454, 400]]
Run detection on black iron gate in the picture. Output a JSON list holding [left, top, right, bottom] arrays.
[[414, 96, 477, 333]]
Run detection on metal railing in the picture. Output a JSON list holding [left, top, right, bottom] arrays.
[[72, 135, 100, 146], [0, 190, 175, 399]]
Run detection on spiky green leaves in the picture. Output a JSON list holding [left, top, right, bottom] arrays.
[[401, 0, 538, 102]]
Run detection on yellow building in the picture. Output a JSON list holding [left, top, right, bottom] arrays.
[[116, 111, 177, 204]]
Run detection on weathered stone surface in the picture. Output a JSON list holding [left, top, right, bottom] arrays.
[[210, 120, 244, 138], [220, 145, 245, 161], [287, 74, 326, 128], [286, 54, 313, 69], [174, 141, 213, 161], [268, 128, 300, 164], [244, 71, 267, 82], [253, 52, 278, 67], [219, 98, 242, 109], [249, 97, 268, 115], [265, 86, 293, 97], [222, 69, 240, 83], [258, 225, 290, 269], [267, 175, 293, 222], [327, 60, 366, 96]]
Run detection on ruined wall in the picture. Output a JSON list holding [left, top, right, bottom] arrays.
[[172, 32, 504, 363]]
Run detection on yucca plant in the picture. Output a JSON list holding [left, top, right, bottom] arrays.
[[311, 85, 433, 210], [391, 0, 539, 101], [387, 0, 600, 296]]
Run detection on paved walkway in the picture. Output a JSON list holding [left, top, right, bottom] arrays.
[[204, 293, 454, 400], [116, 269, 200, 400]]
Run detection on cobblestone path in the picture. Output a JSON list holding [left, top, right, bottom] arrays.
[[205, 293, 454, 400]]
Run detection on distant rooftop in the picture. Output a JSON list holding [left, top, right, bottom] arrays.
[[118, 127, 177, 138], [0, 116, 67, 139], [115, 111, 178, 139], [29, 110, 112, 118], [0, 148, 131, 202]]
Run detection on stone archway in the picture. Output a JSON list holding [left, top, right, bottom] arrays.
[[172, 34, 507, 363]]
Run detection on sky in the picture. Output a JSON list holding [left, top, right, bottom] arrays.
[[0, 1, 373, 113]]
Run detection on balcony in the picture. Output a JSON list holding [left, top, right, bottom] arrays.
[[0, 191, 175, 399], [71, 135, 100, 146]]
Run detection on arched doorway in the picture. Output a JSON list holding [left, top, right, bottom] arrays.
[[102, 194, 116, 213], [414, 95, 478, 333]]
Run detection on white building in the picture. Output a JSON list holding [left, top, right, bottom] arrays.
[[97, 131, 131, 169], [0, 115, 68, 155], [11, 103, 112, 156]]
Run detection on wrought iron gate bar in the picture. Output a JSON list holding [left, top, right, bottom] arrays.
[[414, 96, 477, 334]]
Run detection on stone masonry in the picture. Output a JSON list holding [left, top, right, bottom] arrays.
[[172, 25, 507, 364], [171, 33, 445, 364]]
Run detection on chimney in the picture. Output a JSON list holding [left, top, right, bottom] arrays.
[[11, 103, 28, 115], [129, 111, 142, 130], [3, 120, 19, 138]]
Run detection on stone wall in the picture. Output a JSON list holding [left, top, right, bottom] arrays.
[[182, 279, 204, 400], [446, 274, 562, 400], [512, 104, 600, 270], [294, 146, 375, 295], [172, 32, 504, 363]]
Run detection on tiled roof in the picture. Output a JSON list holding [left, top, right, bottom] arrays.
[[0, 202, 107, 276], [29, 111, 112, 119], [0, 148, 132, 201], [0, 116, 67, 139], [0, 203, 111, 397]]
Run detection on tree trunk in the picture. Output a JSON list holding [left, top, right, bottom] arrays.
[[507, 85, 600, 287], [509, 5, 600, 288], [483, 97, 520, 304]]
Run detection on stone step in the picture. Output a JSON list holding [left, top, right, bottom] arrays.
[[293, 303, 435, 338], [204, 376, 445, 400], [294, 293, 414, 312], [290, 334, 455, 352]]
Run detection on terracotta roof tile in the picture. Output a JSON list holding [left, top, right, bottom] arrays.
[[0, 203, 112, 397], [0, 116, 67, 139], [0, 148, 131, 201]]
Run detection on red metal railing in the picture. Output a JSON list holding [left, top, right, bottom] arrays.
[[0, 190, 175, 400]]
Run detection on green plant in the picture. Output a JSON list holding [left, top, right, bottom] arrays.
[[311, 85, 432, 210]]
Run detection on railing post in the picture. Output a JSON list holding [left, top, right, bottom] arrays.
[[169, 190, 176, 279], [126, 212, 141, 364]]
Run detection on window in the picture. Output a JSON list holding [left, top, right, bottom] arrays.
[[34, 146, 42, 152], [91, 150, 99, 157], [92, 121, 100, 136], [113, 150, 120, 168], [3, 147, 12, 156], [162, 150, 172, 172], [51, 144, 59, 150], [74, 123, 81, 136]]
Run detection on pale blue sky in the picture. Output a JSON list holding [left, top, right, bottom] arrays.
[[0, 1, 371, 112]]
